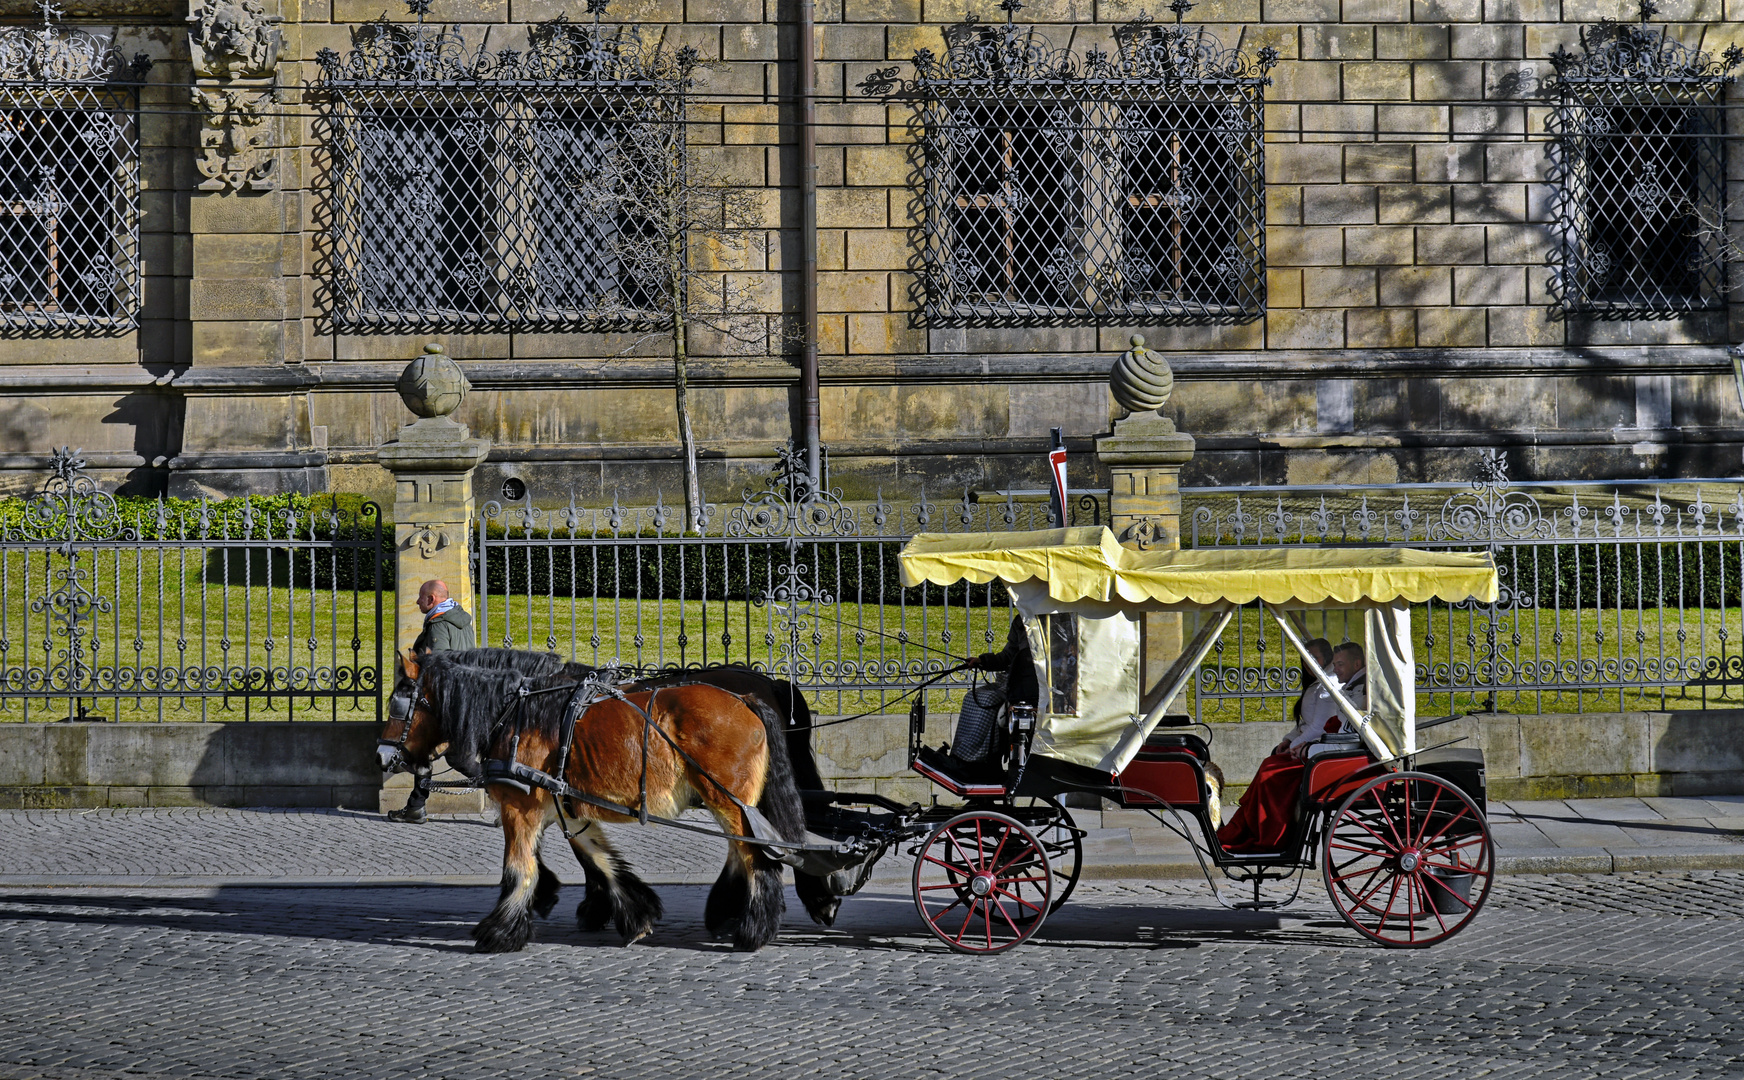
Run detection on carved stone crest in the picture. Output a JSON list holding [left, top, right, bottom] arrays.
[[188, 0, 280, 192], [192, 86, 274, 192], [188, 0, 281, 78]]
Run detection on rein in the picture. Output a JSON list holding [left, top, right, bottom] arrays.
[[781, 664, 972, 731]]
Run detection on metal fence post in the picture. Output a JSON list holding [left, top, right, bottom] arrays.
[[1097, 335, 1196, 713], [375, 344, 491, 660]]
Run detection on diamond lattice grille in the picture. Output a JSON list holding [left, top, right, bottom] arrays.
[[1560, 96, 1725, 313], [320, 14, 683, 333], [328, 86, 672, 331], [0, 86, 141, 331], [912, 18, 1269, 329], [1548, 17, 1741, 316]]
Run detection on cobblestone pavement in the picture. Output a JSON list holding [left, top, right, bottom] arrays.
[[5, 796, 1743, 887], [0, 808, 727, 884], [0, 871, 1738, 1079]]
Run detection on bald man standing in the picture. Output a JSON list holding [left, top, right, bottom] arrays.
[[388, 579, 476, 824]]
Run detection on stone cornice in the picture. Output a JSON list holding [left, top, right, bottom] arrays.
[[0, 345, 1730, 394]]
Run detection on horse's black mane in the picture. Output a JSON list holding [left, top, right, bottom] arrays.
[[418, 649, 592, 776]]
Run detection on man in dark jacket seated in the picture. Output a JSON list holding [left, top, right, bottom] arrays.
[[954, 617, 1039, 774]]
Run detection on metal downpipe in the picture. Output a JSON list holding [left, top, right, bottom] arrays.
[[798, 0, 821, 489]]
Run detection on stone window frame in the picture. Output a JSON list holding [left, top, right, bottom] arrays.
[[316, 7, 684, 334], [866, 1, 1277, 327], [0, 12, 149, 334], [1547, 5, 1742, 318]]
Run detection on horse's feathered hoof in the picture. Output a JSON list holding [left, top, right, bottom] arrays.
[[472, 910, 533, 953]]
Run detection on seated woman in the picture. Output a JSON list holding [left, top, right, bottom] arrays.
[[956, 616, 1039, 767], [1216, 638, 1367, 853]]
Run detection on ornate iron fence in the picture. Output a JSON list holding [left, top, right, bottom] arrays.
[[0, 450, 386, 722], [1186, 451, 1744, 720], [474, 444, 1106, 712]]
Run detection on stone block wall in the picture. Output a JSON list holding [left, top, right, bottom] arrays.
[[0, 0, 1739, 500]]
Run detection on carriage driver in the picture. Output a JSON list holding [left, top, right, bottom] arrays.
[[1216, 640, 1367, 853], [955, 616, 1040, 767], [386, 579, 477, 825]]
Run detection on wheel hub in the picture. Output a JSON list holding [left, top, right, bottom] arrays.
[[1398, 850, 1421, 872], [969, 873, 995, 898]]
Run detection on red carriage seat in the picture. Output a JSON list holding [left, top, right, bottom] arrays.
[[1302, 750, 1384, 807], [911, 745, 1009, 798]]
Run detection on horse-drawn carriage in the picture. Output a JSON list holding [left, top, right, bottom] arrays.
[[385, 527, 1499, 955]]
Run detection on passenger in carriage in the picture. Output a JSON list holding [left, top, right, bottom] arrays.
[[1216, 638, 1364, 853]]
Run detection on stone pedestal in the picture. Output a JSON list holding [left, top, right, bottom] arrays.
[[375, 346, 491, 657], [1096, 410, 1196, 711]]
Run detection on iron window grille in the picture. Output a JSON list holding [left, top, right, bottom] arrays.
[[1548, 3, 1742, 317], [0, 5, 149, 332], [863, 0, 1276, 326], [317, 2, 684, 333]]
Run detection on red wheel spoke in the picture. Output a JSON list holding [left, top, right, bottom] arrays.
[[921, 853, 970, 874], [1328, 837, 1393, 857], [985, 825, 1011, 878], [919, 882, 975, 892], [990, 844, 1042, 877], [990, 887, 1045, 914], [974, 818, 986, 873], [993, 899, 1024, 940], [1330, 863, 1389, 888], [1411, 784, 1444, 848]]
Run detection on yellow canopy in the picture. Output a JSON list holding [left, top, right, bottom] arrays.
[[899, 528, 1498, 610]]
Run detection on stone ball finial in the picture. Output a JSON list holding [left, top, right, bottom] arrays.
[[396, 342, 470, 419], [1109, 333, 1174, 414]]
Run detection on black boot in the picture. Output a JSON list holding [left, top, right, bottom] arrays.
[[388, 771, 431, 824]]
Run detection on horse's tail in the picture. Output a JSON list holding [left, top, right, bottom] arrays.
[[770, 677, 825, 792], [741, 693, 806, 845]]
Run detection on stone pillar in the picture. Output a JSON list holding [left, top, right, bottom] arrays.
[[375, 345, 491, 658], [1096, 336, 1196, 712]]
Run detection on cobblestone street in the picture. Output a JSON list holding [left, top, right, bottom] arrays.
[[0, 871, 1739, 1079]]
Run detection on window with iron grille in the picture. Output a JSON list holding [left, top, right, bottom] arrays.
[[1548, 8, 1742, 316], [868, 2, 1276, 325], [317, 8, 679, 332], [0, 12, 148, 332]]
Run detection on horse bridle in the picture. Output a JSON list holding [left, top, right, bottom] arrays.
[[378, 675, 427, 774]]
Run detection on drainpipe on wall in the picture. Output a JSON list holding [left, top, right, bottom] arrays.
[[798, 0, 822, 489]]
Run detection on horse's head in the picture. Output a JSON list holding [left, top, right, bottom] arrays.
[[379, 650, 444, 774]]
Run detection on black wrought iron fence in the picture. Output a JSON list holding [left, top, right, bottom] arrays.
[[474, 445, 1106, 713], [0, 450, 387, 722], [1185, 451, 1744, 720]]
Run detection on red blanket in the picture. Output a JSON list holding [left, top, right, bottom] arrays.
[[1216, 752, 1303, 852]]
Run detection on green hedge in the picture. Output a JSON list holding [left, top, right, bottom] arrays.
[[480, 527, 1005, 607], [0, 493, 394, 591]]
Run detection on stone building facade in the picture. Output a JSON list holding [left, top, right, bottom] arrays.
[[0, 0, 1739, 502]]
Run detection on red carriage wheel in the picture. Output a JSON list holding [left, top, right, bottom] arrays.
[[912, 811, 1052, 954], [1322, 771, 1494, 948]]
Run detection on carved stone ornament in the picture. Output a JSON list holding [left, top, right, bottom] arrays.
[[188, 0, 279, 192], [188, 0, 280, 79], [404, 524, 452, 558], [1109, 334, 1175, 415], [192, 86, 274, 191], [396, 343, 471, 419]]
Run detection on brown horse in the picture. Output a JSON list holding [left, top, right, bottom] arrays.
[[380, 648, 847, 936], [395, 650, 807, 952]]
